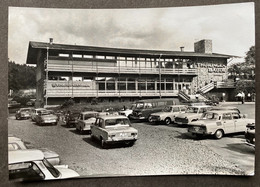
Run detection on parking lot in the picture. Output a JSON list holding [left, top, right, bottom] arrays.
[[8, 103, 255, 176]]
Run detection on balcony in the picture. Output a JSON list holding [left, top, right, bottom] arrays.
[[46, 64, 198, 75]]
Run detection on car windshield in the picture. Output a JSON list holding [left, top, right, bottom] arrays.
[[201, 112, 220, 120], [42, 159, 60, 178], [163, 106, 172, 112], [136, 102, 144, 109], [105, 118, 130, 127], [186, 107, 198, 113], [84, 113, 97, 120], [21, 109, 30, 112]]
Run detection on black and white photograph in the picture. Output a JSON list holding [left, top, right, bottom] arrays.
[[7, 2, 255, 182]]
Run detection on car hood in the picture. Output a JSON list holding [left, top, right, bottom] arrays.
[[41, 115, 57, 120], [54, 166, 80, 179], [105, 126, 138, 133], [176, 113, 200, 119], [151, 112, 171, 116], [38, 148, 59, 159], [189, 120, 215, 126]]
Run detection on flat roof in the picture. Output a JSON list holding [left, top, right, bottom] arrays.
[[8, 149, 44, 164], [26, 41, 234, 64]]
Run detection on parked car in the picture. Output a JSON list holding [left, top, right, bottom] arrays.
[[245, 123, 255, 148], [187, 110, 255, 139], [75, 111, 99, 134], [65, 111, 81, 127], [118, 104, 136, 117], [130, 98, 179, 121], [90, 115, 138, 148], [30, 108, 47, 122], [8, 100, 21, 108], [8, 136, 60, 165], [15, 108, 33, 120], [8, 149, 79, 181], [35, 110, 58, 125], [174, 105, 212, 125], [148, 105, 187, 125]]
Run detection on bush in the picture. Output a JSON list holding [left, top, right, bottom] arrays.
[[61, 98, 75, 108]]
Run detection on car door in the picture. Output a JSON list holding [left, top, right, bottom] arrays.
[[232, 112, 245, 133], [221, 112, 235, 134], [91, 118, 103, 139]]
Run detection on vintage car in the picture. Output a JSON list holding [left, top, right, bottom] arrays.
[[118, 104, 136, 117], [75, 111, 99, 134], [65, 110, 81, 127], [8, 136, 60, 165], [174, 105, 212, 125], [187, 110, 255, 139], [8, 100, 21, 108], [90, 115, 138, 148], [9, 149, 79, 181], [30, 108, 47, 122], [148, 105, 187, 125], [130, 98, 178, 121], [15, 108, 33, 120], [35, 110, 58, 125], [245, 123, 255, 148]]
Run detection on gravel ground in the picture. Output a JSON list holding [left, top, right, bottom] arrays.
[[8, 116, 246, 176]]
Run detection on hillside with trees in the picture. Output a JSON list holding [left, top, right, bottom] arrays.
[[8, 60, 36, 91]]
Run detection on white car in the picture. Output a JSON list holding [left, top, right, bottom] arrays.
[[75, 111, 99, 134], [30, 108, 47, 122], [148, 105, 187, 125], [9, 149, 79, 181], [118, 104, 136, 117], [8, 136, 60, 166], [188, 110, 255, 139], [174, 105, 212, 125]]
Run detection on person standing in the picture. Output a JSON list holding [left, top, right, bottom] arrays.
[[241, 92, 245, 104]]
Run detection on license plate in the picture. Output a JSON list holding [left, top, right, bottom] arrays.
[[45, 120, 56, 123], [194, 127, 200, 131], [120, 133, 127, 137]]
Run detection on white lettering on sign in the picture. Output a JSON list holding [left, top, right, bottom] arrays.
[[198, 63, 226, 73], [51, 83, 90, 88]]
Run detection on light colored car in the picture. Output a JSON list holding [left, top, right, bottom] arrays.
[[15, 108, 33, 120], [187, 110, 255, 139], [118, 104, 136, 117], [245, 123, 255, 148], [148, 105, 187, 125], [174, 105, 212, 125], [75, 111, 99, 134], [35, 110, 58, 125], [8, 136, 60, 166], [90, 115, 138, 148], [8, 149, 79, 181], [30, 108, 47, 121]]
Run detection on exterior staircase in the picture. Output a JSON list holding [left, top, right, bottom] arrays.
[[197, 82, 215, 94], [178, 90, 191, 102]]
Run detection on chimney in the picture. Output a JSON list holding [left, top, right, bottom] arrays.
[[49, 38, 53, 45], [194, 39, 212, 54], [180, 46, 184, 52]]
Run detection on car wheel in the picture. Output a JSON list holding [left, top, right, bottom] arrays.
[[125, 141, 134, 147], [214, 129, 224, 139], [164, 117, 171, 125], [148, 116, 153, 123]]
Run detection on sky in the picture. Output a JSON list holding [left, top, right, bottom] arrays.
[[8, 2, 255, 65]]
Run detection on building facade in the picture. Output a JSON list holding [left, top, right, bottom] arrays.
[[26, 39, 234, 107]]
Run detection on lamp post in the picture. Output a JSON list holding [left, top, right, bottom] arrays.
[[159, 54, 162, 99]]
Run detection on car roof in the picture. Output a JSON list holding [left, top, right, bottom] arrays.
[[211, 106, 238, 110], [19, 108, 32, 110], [167, 105, 186, 108], [35, 108, 46, 111], [187, 105, 212, 108], [81, 111, 98, 115], [98, 115, 128, 120], [8, 149, 44, 164], [206, 110, 239, 114]]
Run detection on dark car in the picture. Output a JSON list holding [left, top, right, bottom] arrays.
[[65, 111, 80, 127], [245, 123, 255, 148], [15, 108, 33, 120]]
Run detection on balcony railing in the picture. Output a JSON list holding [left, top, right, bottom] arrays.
[[46, 64, 198, 75], [45, 89, 179, 98]]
